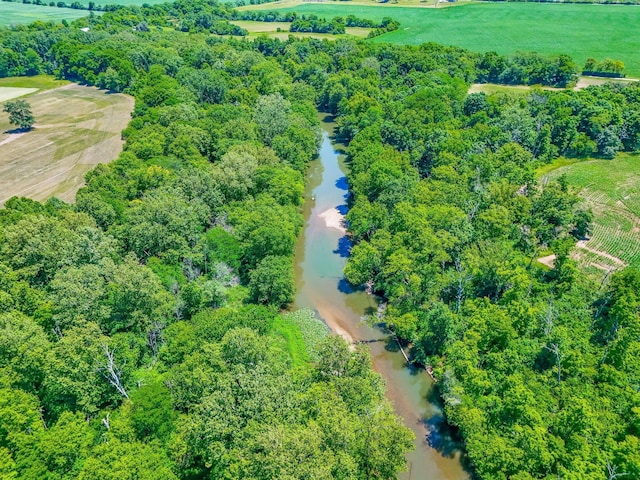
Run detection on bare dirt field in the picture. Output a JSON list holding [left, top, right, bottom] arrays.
[[0, 84, 133, 206]]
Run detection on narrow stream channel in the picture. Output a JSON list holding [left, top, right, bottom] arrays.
[[293, 116, 470, 480]]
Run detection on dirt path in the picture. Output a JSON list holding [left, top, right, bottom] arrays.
[[575, 240, 626, 267], [0, 84, 134, 206], [573, 76, 638, 91], [469, 76, 639, 95]]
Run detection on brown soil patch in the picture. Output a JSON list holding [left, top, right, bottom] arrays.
[[537, 254, 556, 268], [0, 84, 133, 206]]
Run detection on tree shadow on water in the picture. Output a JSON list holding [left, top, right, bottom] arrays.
[[421, 390, 474, 473], [333, 236, 352, 258], [320, 114, 334, 124], [336, 204, 349, 216], [337, 278, 356, 294], [335, 176, 349, 191]]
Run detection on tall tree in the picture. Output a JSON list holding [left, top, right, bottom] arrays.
[[2, 99, 34, 130]]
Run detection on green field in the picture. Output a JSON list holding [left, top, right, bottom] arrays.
[[260, 2, 640, 77], [541, 154, 640, 270], [49, 0, 172, 6], [0, 2, 92, 25], [0, 75, 69, 90]]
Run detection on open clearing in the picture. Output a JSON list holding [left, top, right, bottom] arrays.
[[0, 84, 133, 206], [0, 88, 38, 102], [246, 2, 640, 77], [467, 83, 562, 95], [230, 20, 371, 39], [540, 154, 640, 271], [0, 2, 91, 26], [0, 75, 69, 91], [468, 76, 639, 95]]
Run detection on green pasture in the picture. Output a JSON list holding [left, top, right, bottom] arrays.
[[0, 75, 69, 90], [0, 2, 93, 25], [262, 2, 640, 77], [59, 0, 171, 6], [541, 154, 640, 269]]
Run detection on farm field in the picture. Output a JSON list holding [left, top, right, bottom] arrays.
[[0, 83, 134, 206], [0, 2, 91, 26], [540, 154, 640, 271], [236, 0, 462, 10], [248, 2, 640, 77]]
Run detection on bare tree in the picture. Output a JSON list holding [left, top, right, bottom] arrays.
[[465, 199, 480, 222], [544, 342, 562, 385], [606, 460, 629, 480], [454, 257, 470, 314], [52, 324, 63, 340], [97, 344, 129, 399], [543, 298, 555, 337], [102, 413, 110, 430], [147, 321, 164, 361]]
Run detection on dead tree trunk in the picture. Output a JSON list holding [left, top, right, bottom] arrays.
[[544, 343, 562, 385], [98, 344, 129, 399], [606, 460, 629, 480]]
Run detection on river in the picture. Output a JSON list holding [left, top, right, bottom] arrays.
[[293, 116, 470, 480]]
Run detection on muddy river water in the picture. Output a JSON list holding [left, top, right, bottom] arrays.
[[293, 117, 470, 480]]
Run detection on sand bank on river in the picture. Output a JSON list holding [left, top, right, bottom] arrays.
[[319, 207, 346, 233]]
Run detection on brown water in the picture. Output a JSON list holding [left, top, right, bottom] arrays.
[[293, 117, 470, 480]]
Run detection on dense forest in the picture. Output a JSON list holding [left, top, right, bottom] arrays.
[[0, 9, 416, 479], [0, 1, 639, 479]]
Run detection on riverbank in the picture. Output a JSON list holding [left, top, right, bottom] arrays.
[[292, 116, 470, 480]]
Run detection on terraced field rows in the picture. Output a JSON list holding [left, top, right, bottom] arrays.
[[543, 154, 640, 270]]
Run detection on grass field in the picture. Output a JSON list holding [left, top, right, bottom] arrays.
[[0, 75, 70, 90], [540, 154, 640, 270], [0, 76, 70, 102], [249, 2, 640, 77], [0, 2, 92, 26], [236, 0, 452, 11], [0, 84, 133, 206]]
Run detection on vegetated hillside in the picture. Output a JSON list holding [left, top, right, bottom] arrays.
[[0, 2, 639, 479]]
